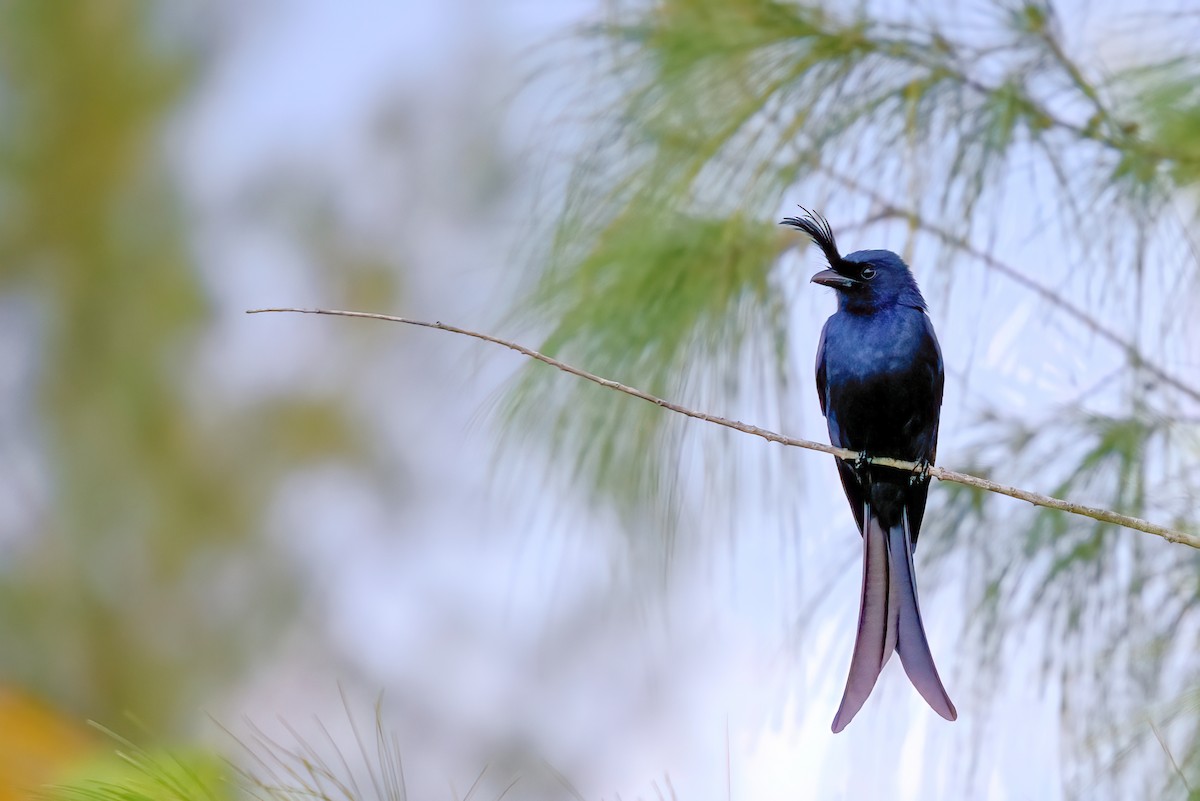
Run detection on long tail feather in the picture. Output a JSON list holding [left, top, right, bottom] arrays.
[[831, 509, 899, 732], [891, 515, 957, 722]]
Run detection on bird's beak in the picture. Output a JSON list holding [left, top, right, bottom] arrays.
[[811, 269, 860, 289]]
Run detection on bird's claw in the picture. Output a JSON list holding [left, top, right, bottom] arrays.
[[909, 458, 932, 487], [851, 450, 870, 480]]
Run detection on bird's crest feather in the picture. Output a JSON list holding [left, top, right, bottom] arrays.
[[780, 207, 843, 268]]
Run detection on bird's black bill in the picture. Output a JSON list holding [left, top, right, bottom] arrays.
[[811, 269, 860, 289]]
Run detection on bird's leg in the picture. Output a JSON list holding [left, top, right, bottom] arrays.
[[909, 458, 932, 487]]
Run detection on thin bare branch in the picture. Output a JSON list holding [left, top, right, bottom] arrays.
[[1149, 717, 1193, 794], [247, 307, 1200, 549]]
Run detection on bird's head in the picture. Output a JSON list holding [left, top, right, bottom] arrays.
[[780, 208, 927, 313]]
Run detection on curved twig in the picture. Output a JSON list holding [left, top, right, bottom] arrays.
[[247, 307, 1200, 549]]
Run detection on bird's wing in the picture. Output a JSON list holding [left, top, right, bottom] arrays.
[[815, 320, 829, 417], [836, 458, 867, 536], [922, 311, 944, 463], [818, 319, 867, 534], [825, 389, 868, 535], [904, 312, 944, 548]]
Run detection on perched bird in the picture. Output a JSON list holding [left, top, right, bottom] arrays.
[[781, 209, 956, 733]]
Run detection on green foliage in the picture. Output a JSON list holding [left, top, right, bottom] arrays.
[[1126, 62, 1200, 189], [47, 707, 584, 801], [49, 729, 232, 801], [507, 210, 785, 529]]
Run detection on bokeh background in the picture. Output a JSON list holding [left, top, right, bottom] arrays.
[[1, 1, 1199, 799]]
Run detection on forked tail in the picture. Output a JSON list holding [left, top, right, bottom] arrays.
[[831, 509, 956, 732]]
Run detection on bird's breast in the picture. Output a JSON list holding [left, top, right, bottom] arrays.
[[820, 308, 940, 457], [823, 311, 930, 381]]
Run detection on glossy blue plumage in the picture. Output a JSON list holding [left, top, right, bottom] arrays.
[[782, 210, 955, 732]]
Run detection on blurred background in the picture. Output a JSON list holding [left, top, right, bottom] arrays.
[[1, 0, 1198, 798]]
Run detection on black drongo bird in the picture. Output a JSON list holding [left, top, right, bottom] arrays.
[[781, 209, 956, 732]]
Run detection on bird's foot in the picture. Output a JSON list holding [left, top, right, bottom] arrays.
[[852, 450, 870, 480], [909, 458, 932, 487]]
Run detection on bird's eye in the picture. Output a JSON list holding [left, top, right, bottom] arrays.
[[860, 266, 877, 280]]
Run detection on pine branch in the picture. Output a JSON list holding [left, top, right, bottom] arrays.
[[247, 307, 1200, 550]]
